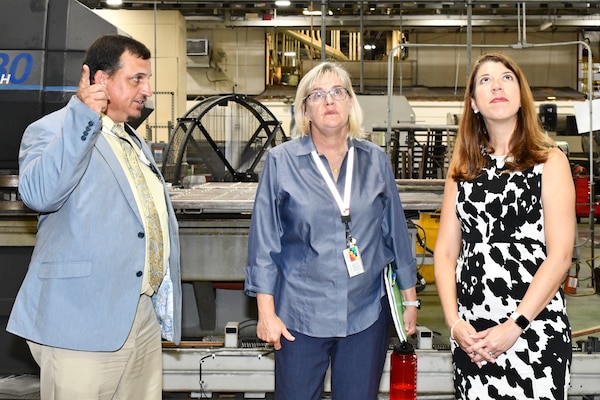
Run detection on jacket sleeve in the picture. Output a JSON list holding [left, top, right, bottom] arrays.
[[18, 96, 102, 212]]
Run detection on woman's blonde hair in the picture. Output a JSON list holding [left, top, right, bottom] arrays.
[[450, 52, 554, 182], [292, 61, 366, 139]]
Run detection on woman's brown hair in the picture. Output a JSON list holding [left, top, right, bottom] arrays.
[[450, 52, 554, 182]]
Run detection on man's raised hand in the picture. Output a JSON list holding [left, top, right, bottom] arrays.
[[76, 64, 109, 115]]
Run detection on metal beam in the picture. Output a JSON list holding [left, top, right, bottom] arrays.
[[186, 13, 600, 30], [163, 347, 600, 397], [281, 29, 349, 61]]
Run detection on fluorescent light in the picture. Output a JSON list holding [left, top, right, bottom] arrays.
[[539, 21, 553, 31], [303, 9, 321, 16], [302, 9, 333, 16], [283, 51, 296, 57], [364, 44, 376, 50], [106, 0, 123, 5], [275, 0, 291, 6]]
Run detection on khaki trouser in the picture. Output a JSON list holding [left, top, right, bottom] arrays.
[[28, 295, 162, 400]]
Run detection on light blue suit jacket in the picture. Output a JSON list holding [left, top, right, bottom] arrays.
[[7, 96, 182, 351]]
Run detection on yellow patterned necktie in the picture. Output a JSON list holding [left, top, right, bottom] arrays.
[[112, 124, 164, 292]]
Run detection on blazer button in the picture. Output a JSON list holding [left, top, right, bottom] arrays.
[[138, 232, 145, 238], [136, 271, 143, 277], [80, 136, 86, 141]]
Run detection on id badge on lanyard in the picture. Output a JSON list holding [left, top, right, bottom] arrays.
[[311, 146, 365, 277]]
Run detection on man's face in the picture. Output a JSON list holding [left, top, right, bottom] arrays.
[[105, 50, 152, 124]]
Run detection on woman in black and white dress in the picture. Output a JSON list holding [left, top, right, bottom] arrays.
[[434, 53, 574, 400]]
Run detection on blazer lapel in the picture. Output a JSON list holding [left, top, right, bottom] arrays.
[[94, 133, 144, 224]]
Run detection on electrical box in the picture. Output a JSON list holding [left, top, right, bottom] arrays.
[[416, 326, 433, 350], [224, 321, 239, 348]]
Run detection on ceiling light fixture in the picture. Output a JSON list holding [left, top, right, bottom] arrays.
[[106, 0, 123, 5], [302, 9, 333, 16], [275, 0, 291, 6], [539, 21, 553, 31], [302, 9, 321, 16]]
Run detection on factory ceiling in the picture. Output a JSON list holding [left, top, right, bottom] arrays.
[[80, 1, 600, 30]]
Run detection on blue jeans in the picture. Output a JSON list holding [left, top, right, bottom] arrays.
[[274, 297, 391, 400]]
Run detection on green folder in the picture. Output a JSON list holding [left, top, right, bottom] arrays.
[[384, 264, 407, 342]]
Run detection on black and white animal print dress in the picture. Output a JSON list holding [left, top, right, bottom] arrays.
[[453, 154, 571, 400]]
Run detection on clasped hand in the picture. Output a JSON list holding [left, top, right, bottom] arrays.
[[453, 319, 521, 368]]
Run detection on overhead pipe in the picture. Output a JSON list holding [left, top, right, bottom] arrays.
[[398, 5, 404, 95], [281, 30, 347, 60], [515, 2, 521, 48], [359, 1, 363, 93], [321, 0, 326, 60], [466, 0, 472, 77]]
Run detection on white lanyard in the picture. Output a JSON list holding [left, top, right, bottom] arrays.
[[310, 146, 354, 218], [312, 145, 365, 276]]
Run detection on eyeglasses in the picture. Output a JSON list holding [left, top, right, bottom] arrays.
[[305, 88, 349, 104]]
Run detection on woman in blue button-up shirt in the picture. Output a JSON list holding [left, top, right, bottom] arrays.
[[245, 61, 418, 400]]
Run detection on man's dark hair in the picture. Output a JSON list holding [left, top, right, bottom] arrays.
[[83, 35, 151, 84]]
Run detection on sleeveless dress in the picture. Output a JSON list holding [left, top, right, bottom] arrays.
[[452, 154, 571, 400]]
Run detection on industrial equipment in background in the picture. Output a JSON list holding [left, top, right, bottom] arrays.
[[359, 95, 456, 180], [163, 182, 600, 399], [1, 2, 598, 398], [161, 94, 289, 186], [161, 93, 456, 187], [163, 180, 448, 398]]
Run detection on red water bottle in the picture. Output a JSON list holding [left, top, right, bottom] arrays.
[[390, 341, 417, 400]]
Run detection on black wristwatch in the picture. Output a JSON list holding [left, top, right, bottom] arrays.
[[510, 312, 530, 331], [402, 299, 421, 310]]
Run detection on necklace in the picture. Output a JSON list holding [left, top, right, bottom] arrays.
[[315, 139, 348, 175], [330, 151, 346, 175]]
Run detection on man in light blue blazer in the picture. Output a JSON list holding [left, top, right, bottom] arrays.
[[7, 35, 181, 400]]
